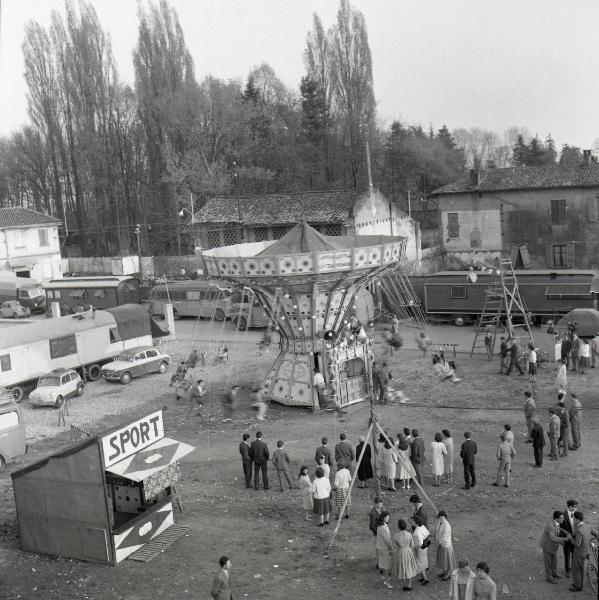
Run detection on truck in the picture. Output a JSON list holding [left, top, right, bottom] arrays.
[[0, 304, 167, 402], [0, 277, 46, 314]]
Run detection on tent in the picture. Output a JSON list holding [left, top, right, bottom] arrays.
[[556, 308, 599, 338]]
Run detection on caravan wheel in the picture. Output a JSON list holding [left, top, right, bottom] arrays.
[[87, 364, 102, 381], [10, 386, 24, 403]]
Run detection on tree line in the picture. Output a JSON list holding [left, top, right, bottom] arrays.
[[0, 0, 587, 256]]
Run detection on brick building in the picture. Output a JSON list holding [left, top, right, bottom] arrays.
[[430, 155, 599, 268]]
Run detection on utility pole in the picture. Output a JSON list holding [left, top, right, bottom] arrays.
[[134, 224, 142, 277]]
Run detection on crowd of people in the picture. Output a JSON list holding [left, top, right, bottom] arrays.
[[210, 317, 596, 599]]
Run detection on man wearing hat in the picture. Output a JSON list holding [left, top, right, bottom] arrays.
[[498, 336, 509, 373]]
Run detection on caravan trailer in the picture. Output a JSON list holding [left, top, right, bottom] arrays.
[[423, 270, 599, 323], [0, 304, 158, 401]]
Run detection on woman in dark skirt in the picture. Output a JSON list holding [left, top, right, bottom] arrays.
[[356, 435, 373, 488], [311, 466, 332, 526]]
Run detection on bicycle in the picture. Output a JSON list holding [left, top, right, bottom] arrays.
[[517, 349, 551, 373]]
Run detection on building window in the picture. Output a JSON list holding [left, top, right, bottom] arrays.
[[0, 354, 11, 372], [222, 229, 238, 246], [49, 335, 77, 359], [254, 227, 269, 242], [450, 286, 467, 299], [39, 229, 49, 246], [447, 213, 460, 238], [587, 197, 599, 222], [272, 226, 288, 239], [550, 199, 566, 224], [552, 244, 568, 267], [324, 224, 342, 237], [206, 230, 220, 249]]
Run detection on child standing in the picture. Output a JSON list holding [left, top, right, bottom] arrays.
[[333, 462, 352, 519], [272, 440, 295, 491], [298, 466, 313, 520], [311, 467, 332, 526]]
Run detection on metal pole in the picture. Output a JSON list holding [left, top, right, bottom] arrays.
[[190, 192, 194, 224], [408, 190, 411, 217]]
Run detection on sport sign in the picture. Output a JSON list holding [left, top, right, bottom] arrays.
[[101, 410, 164, 468]]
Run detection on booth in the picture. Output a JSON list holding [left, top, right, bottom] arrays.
[[11, 410, 194, 565]]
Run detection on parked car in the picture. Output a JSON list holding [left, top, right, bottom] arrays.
[[101, 347, 171, 384], [29, 368, 84, 409], [0, 301, 31, 319]]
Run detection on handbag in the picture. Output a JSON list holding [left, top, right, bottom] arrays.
[[421, 536, 432, 550]]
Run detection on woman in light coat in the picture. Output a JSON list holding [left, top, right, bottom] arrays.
[[442, 429, 454, 483], [448, 558, 476, 600], [381, 441, 398, 491], [430, 432, 447, 486], [376, 511, 395, 589], [436, 510, 457, 581]]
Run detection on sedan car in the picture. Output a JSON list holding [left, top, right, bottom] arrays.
[[29, 368, 84, 408], [101, 347, 171, 384], [0, 301, 31, 319]]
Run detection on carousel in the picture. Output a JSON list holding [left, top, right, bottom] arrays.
[[201, 223, 405, 409]]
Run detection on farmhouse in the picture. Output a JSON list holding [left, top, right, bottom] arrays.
[[190, 189, 421, 264], [429, 152, 599, 269], [0, 207, 62, 279]]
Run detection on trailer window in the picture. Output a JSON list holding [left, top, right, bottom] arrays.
[[69, 289, 86, 299], [49, 335, 77, 359], [0, 411, 18, 430], [0, 354, 11, 372], [450, 286, 467, 299], [93, 289, 106, 299], [109, 327, 121, 343], [545, 285, 591, 299], [187, 291, 201, 300]]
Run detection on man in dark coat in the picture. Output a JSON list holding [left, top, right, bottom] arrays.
[[239, 433, 253, 488], [210, 555, 233, 600], [555, 398, 571, 457], [355, 435, 373, 488], [539, 510, 569, 583], [335, 432, 355, 470], [410, 429, 425, 485], [506, 338, 524, 376], [570, 511, 592, 592], [530, 418, 545, 467], [314, 436, 334, 467], [561, 499, 579, 578], [459, 431, 477, 489], [250, 431, 270, 490], [561, 334, 572, 369]]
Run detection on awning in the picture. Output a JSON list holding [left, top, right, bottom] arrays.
[[69, 289, 85, 298], [7, 258, 33, 270], [105, 437, 195, 481], [545, 284, 591, 298]]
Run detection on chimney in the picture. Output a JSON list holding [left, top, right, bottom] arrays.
[[469, 169, 480, 187], [583, 149, 592, 165]]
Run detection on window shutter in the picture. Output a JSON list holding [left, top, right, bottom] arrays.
[[545, 245, 553, 267], [567, 244, 575, 267]]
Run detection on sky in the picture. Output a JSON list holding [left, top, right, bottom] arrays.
[[1, 0, 599, 151]]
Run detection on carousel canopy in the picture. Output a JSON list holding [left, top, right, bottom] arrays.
[[258, 222, 346, 255]]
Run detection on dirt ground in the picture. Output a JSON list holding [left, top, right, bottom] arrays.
[[0, 319, 597, 600]]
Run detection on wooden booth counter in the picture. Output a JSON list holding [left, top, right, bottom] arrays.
[[11, 410, 194, 565]]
